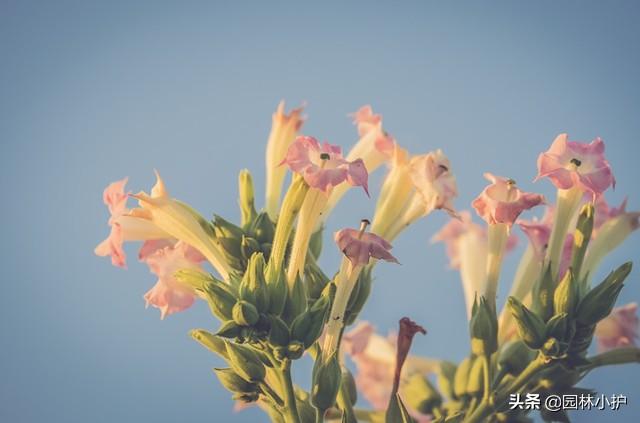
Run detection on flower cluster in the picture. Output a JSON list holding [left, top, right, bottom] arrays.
[[96, 105, 639, 423]]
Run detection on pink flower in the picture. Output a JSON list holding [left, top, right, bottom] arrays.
[[281, 136, 369, 195], [335, 226, 399, 266], [409, 149, 458, 215], [95, 178, 169, 268], [536, 133, 615, 199], [349, 105, 396, 160], [593, 196, 628, 235], [595, 303, 639, 352], [472, 173, 544, 226], [142, 241, 204, 319], [432, 211, 517, 269], [351, 105, 382, 137]]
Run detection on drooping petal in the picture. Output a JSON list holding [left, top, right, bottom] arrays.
[[335, 228, 398, 266]]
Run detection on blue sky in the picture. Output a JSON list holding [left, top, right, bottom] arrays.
[[1, 1, 639, 422]]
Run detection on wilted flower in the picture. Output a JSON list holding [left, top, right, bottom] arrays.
[[342, 321, 436, 420], [95, 177, 170, 268], [472, 173, 544, 226], [264, 101, 305, 219], [142, 241, 204, 319], [335, 225, 399, 267], [281, 135, 369, 195], [536, 133, 615, 199], [595, 303, 639, 352], [129, 171, 231, 280]]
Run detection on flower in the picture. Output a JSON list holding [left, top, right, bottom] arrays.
[[392, 318, 427, 394], [595, 303, 639, 352], [129, 171, 231, 280], [536, 133, 615, 199], [432, 211, 517, 318], [264, 101, 305, 219], [593, 196, 628, 235], [335, 226, 399, 266], [409, 149, 458, 216], [351, 105, 382, 137], [472, 173, 544, 226], [342, 321, 437, 420], [142, 241, 204, 319], [281, 136, 369, 195], [95, 178, 170, 268]]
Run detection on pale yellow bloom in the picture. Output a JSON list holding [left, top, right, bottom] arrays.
[[130, 171, 231, 281], [264, 101, 305, 220]]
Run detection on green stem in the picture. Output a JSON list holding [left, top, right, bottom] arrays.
[[464, 356, 550, 423], [580, 347, 640, 372], [315, 408, 324, 423], [280, 359, 301, 423]]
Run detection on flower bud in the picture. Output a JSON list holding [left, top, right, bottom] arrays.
[[305, 259, 330, 301], [225, 342, 266, 383], [469, 295, 498, 355], [190, 329, 229, 359], [554, 268, 579, 317], [267, 315, 290, 347], [240, 235, 261, 262], [213, 367, 258, 394], [265, 262, 288, 316], [285, 274, 308, 320], [545, 313, 572, 343], [341, 367, 358, 406], [238, 169, 257, 228], [202, 281, 237, 321], [173, 268, 217, 291], [571, 203, 594, 281], [576, 262, 632, 326], [250, 212, 275, 244], [465, 356, 484, 395], [309, 226, 324, 260], [239, 253, 270, 313], [507, 297, 546, 350], [215, 320, 243, 339], [311, 353, 341, 412], [232, 301, 260, 327], [533, 263, 555, 322]]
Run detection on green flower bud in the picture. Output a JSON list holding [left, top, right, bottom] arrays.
[[202, 281, 237, 321], [497, 340, 534, 375], [403, 373, 442, 414], [232, 301, 260, 326], [240, 235, 261, 262], [453, 357, 473, 398], [190, 329, 229, 359], [238, 169, 257, 228], [436, 361, 457, 400], [533, 263, 555, 322], [545, 313, 574, 343], [576, 262, 632, 326], [554, 269, 579, 316], [571, 203, 594, 282], [250, 212, 275, 244], [311, 353, 341, 412], [267, 314, 290, 346], [305, 259, 330, 301], [341, 367, 358, 406], [507, 297, 547, 350], [213, 367, 257, 394], [225, 342, 266, 382], [239, 253, 270, 313], [215, 320, 243, 339], [265, 262, 288, 316], [213, 214, 244, 240], [465, 356, 484, 395], [285, 274, 308, 320], [469, 295, 498, 356], [173, 268, 217, 291]]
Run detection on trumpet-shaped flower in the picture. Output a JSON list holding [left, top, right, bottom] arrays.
[[142, 241, 204, 319], [472, 173, 544, 226], [410, 149, 458, 216], [335, 227, 399, 266], [595, 303, 639, 352], [281, 136, 369, 195], [593, 196, 628, 235], [264, 101, 305, 219], [129, 171, 231, 280], [342, 321, 436, 421], [536, 133, 615, 199], [95, 178, 170, 268]]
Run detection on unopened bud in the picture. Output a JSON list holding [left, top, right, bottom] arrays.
[[238, 169, 257, 228], [225, 342, 266, 383], [213, 367, 257, 394], [190, 329, 229, 359], [311, 353, 341, 412], [576, 262, 632, 326], [554, 269, 579, 316], [469, 295, 498, 355], [507, 297, 546, 350], [232, 301, 260, 327]]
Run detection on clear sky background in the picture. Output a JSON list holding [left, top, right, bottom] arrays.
[[1, 1, 639, 422]]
